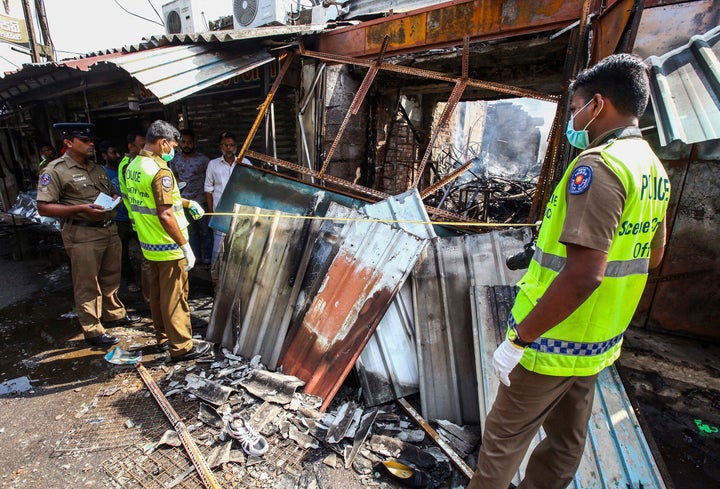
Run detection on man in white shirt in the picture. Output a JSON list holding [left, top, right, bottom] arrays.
[[204, 131, 251, 279]]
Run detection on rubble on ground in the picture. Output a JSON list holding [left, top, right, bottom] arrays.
[[95, 346, 478, 488]]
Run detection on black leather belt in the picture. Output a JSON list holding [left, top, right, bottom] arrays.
[[66, 219, 114, 228]]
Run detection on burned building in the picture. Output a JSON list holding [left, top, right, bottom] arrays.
[[0, 1, 718, 488]]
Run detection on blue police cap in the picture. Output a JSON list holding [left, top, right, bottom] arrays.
[[53, 123, 95, 140]]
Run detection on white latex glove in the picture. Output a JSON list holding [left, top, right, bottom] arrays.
[[187, 200, 205, 220], [181, 243, 196, 272], [492, 338, 526, 387]]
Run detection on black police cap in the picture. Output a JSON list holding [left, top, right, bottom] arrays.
[[53, 122, 95, 140]]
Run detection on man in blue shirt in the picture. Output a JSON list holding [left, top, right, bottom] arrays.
[[100, 140, 141, 294]]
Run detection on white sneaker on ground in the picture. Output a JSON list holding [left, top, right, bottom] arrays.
[[225, 413, 269, 456]]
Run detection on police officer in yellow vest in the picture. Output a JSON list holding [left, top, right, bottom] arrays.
[[37, 123, 140, 347], [467, 54, 670, 489], [123, 120, 212, 361]]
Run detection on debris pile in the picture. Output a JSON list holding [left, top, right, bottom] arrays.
[[115, 348, 481, 488]]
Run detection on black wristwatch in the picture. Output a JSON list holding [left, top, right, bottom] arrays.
[[508, 324, 533, 348]]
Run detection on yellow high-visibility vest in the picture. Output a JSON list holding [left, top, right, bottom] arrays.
[[512, 136, 670, 376], [124, 152, 188, 261]]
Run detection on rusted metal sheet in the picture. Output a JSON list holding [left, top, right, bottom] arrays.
[[472, 285, 666, 488], [647, 25, 720, 146], [591, 0, 643, 63], [318, 0, 585, 58], [279, 190, 436, 411], [633, 0, 720, 59], [412, 228, 530, 424], [640, 142, 720, 338], [355, 281, 419, 407]]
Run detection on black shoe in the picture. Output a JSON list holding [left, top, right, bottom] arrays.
[[103, 314, 141, 328], [169, 341, 212, 362], [156, 341, 169, 353], [85, 333, 120, 346]]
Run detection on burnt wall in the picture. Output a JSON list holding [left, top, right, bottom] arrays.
[[634, 139, 720, 339], [321, 65, 369, 183]]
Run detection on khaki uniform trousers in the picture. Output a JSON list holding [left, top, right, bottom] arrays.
[[146, 258, 193, 356], [467, 366, 598, 489], [61, 223, 127, 339]]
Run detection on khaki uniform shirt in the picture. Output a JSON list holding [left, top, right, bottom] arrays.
[[37, 153, 115, 221]]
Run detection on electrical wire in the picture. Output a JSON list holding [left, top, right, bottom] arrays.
[[202, 211, 539, 228], [0, 54, 19, 68], [146, 0, 164, 25], [113, 0, 164, 27]]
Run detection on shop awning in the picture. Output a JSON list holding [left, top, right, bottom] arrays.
[[104, 44, 274, 105]]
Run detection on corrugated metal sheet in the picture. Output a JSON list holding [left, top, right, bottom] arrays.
[[472, 285, 667, 488], [208, 164, 367, 235], [647, 25, 720, 146], [131, 25, 326, 51], [355, 270, 419, 407], [0, 25, 310, 102], [184, 87, 297, 168], [633, 0, 719, 59], [34, 25, 325, 60], [207, 204, 308, 369], [105, 45, 273, 105], [318, 0, 583, 58], [0, 62, 123, 102], [279, 190, 436, 411], [412, 229, 530, 424]]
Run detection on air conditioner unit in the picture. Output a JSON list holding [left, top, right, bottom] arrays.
[[233, 0, 296, 29], [162, 0, 230, 34]]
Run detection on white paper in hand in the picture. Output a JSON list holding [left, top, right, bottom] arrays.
[[94, 192, 122, 210]]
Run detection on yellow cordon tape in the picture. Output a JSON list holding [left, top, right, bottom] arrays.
[[203, 212, 540, 229]]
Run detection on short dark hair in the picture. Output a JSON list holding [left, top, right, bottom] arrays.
[[98, 140, 120, 154], [180, 128, 196, 139], [569, 54, 650, 117], [218, 131, 236, 143], [39, 142, 54, 150], [126, 130, 144, 145], [146, 120, 181, 144]]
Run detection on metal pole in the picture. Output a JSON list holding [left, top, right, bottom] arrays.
[[20, 0, 40, 63], [33, 0, 54, 61], [136, 364, 222, 489], [397, 398, 474, 480]]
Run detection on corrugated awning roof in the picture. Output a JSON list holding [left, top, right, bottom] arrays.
[[0, 45, 274, 105], [0, 25, 327, 105], [103, 45, 273, 105], [647, 25, 720, 146], [131, 24, 326, 50]]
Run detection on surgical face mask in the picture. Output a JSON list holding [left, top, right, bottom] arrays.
[[565, 98, 602, 150], [161, 141, 175, 162]]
